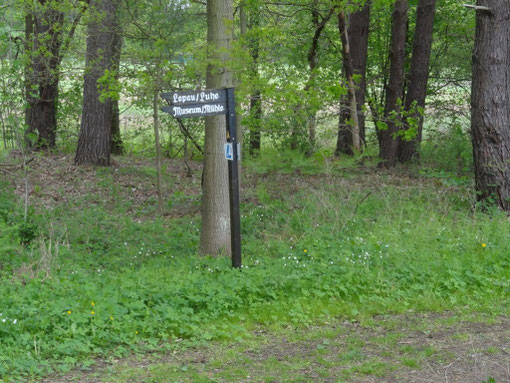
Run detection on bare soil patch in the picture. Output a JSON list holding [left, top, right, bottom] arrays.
[[3, 153, 203, 218]]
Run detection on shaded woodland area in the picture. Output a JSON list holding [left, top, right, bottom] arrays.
[[2, 0, 509, 254]]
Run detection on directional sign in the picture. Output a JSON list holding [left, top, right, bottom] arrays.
[[162, 103, 227, 119], [160, 88, 242, 269], [160, 89, 227, 106]]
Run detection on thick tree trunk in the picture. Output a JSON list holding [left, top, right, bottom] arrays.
[[471, 0, 510, 210], [378, 0, 408, 168], [336, 2, 370, 156], [25, 0, 64, 150], [398, 0, 436, 163], [200, 0, 233, 255], [75, 0, 120, 166]]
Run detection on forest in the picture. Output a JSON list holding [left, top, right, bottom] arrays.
[[0, 0, 509, 382]]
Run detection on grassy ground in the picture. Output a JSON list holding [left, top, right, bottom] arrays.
[[0, 150, 509, 382]]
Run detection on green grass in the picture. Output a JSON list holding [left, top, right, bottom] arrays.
[[0, 151, 509, 381]]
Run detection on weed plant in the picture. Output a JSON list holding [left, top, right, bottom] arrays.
[[0, 153, 509, 381]]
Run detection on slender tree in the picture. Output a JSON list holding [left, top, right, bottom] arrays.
[[75, 0, 120, 166], [200, 0, 233, 255], [398, 0, 436, 163], [248, 7, 262, 157], [336, 2, 370, 156], [337, 10, 360, 153], [24, 9, 34, 147], [110, 32, 123, 155], [471, 1, 510, 210], [304, 1, 334, 152]]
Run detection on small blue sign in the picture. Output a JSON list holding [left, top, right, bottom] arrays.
[[225, 143, 233, 160]]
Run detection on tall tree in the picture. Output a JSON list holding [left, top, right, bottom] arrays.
[[75, 0, 120, 165], [378, 0, 407, 168], [110, 32, 123, 155], [200, 0, 233, 255], [471, 1, 510, 210], [304, 1, 333, 152], [24, 0, 87, 150], [247, 6, 262, 157], [336, 2, 370, 156], [24, 9, 34, 147], [397, 0, 436, 163], [25, 0, 64, 149]]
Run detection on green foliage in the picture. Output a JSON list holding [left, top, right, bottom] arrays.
[[244, 148, 328, 175], [420, 123, 473, 175], [0, 183, 37, 243], [97, 69, 121, 102], [0, 27, 25, 150], [0, 182, 38, 276]]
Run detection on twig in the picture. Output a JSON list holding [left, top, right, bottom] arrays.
[[463, 4, 491, 12], [0, 158, 34, 169], [176, 119, 203, 154]]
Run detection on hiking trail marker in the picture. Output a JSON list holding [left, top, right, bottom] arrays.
[[161, 88, 242, 268]]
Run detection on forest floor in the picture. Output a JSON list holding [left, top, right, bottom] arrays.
[[1, 151, 509, 383]]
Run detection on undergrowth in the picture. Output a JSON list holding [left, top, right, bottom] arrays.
[[0, 153, 509, 382]]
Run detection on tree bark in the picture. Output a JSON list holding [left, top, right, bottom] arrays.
[[336, 2, 370, 156], [200, 0, 233, 255], [398, 0, 436, 163], [471, 0, 510, 210], [75, 0, 120, 166], [378, 0, 408, 168]]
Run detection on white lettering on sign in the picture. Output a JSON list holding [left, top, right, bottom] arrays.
[[172, 91, 221, 105], [171, 103, 225, 117]]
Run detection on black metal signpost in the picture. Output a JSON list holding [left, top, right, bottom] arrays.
[[161, 88, 242, 268]]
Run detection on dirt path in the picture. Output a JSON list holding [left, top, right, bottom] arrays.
[[40, 312, 510, 383]]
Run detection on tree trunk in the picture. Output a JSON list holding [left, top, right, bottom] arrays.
[[304, 3, 333, 153], [200, 0, 233, 256], [336, 2, 370, 156], [398, 0, 436, 163], [378, 0, 408, 168], [471, 0, 510, 210], [24, 11, 34, 147], [110, 32, 123, 155], [153, 89, 163, 214], [248, 9, 262, 157], [75, 0, 120, 166], [25, 0, 64, 150]]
